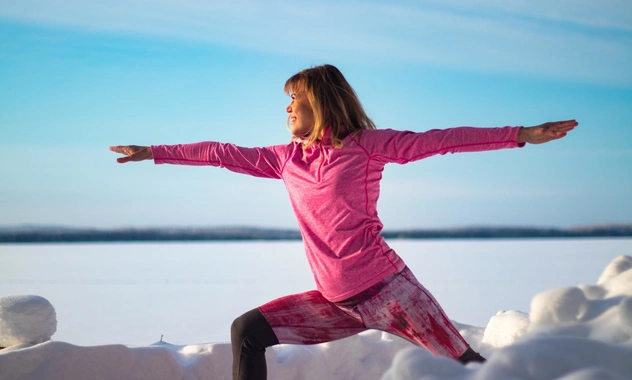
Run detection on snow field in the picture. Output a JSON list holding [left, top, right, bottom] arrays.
[[1, 255, 631, 380]]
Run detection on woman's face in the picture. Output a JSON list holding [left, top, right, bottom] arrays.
[[286, 90, 314, 138]]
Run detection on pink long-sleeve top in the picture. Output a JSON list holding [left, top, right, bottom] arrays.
[[151, 126, 523, 302]]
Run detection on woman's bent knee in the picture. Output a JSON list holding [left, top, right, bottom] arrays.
[[231, 308, 279, 351]]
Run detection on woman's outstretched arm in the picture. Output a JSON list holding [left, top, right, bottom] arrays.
[[109, 142, 289, 179], [518, 119, 578, 145], [360, 119, 578, 165]]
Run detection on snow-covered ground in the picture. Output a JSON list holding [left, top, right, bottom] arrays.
[[1, 239, 631, 379]]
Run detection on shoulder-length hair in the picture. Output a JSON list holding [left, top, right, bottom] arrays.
[[284, 64, 376, 149]]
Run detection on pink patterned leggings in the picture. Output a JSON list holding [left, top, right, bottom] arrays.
[[259, 267, 469, 359]]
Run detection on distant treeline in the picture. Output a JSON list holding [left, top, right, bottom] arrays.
[[1, 225, 631, 243]]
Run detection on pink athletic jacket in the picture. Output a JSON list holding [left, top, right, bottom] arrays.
[[151, 126, 523, 302]]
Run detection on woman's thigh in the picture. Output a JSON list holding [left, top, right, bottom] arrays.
[[358, 268, 469, 359], [259, 290, 367, 345]]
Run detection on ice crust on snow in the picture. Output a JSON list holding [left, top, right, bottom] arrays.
[[1, 255, 631, 380], [0, 295, 56, 348]]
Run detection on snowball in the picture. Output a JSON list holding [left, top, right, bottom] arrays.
[[530, 287, 587, 325], [598, 255, 632, 285], [618, 296, 632, 337], [481, 310, 530, 348], [0, 295, 57, 347]]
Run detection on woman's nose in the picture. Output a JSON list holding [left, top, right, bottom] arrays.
[[286, 103, 292, 113]]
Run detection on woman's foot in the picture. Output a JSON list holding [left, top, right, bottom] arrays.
[[457, 347, 486, 364]]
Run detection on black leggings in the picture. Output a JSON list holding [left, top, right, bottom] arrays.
[[231, 308, 279, 380], [230, 308, 485, 380]]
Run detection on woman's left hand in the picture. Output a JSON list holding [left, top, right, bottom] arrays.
[[518, 120, 578, 145], [109, 145, 153, 163]]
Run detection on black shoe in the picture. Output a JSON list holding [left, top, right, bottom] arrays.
[[457, 347, 486, 364]]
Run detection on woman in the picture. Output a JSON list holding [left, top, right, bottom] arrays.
[[110, 64, 576, 380]]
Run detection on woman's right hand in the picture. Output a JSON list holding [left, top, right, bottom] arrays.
[[517, 120, 577, 145], [109, 145, 153, 164]]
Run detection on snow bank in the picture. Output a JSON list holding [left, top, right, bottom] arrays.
[[0, 341, 182, 380], [0, 295, 56, 348], [1, 255, 631, 380], [0, 332, 414, 380]]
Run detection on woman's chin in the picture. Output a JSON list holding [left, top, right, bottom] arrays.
[[290, 129, 309, 138]]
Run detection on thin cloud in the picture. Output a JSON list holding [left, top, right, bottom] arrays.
[[0, 0, 630, 85], [428, 0, 632, 32]]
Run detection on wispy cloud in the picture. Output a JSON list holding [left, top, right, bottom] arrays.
[[428, 0, 632, 32], [0, 0, 630, 85]]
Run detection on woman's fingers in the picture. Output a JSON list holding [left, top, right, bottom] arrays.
[[554, 120, 578, 130], [546, 120, 577, 135], [110, 145, 140, 155], [525, 120, 576, 144], [110, 146, 135, 156]]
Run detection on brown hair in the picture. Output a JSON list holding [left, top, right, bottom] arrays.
[[284, 64, 376, 148]]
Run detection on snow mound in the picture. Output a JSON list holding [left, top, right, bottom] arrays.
[[526, 254, 632, 343], [0, 295, 57, 347]]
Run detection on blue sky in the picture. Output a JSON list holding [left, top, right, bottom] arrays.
[[1, 0, 631, 229]]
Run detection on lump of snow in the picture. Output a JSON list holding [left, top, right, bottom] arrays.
[[597, 255, 632, 285], [481, 310, 529, 348], [527, 255, 632, 343], [578, 284, 606, 299], [0, 295, 57, 347], [529, 286, 587, 325]]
